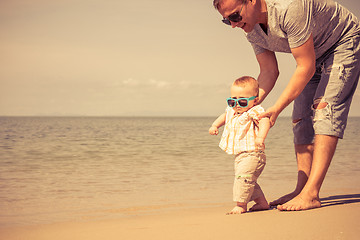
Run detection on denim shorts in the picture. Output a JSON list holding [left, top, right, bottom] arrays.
[[292, 34, 360, 144]]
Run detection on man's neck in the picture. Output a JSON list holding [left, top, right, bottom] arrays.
[[259, 0, 268, 33]]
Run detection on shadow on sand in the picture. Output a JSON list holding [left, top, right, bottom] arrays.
[[320, 194, 360, 208]]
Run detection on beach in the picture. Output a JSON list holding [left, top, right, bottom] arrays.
[[1, 196, 360, 240], [2, 0, 360, 238], [1, 117, 360, 239]]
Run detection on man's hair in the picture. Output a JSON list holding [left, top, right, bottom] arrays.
[[233, 76, 259, 96], [213, 0, 246, 10]]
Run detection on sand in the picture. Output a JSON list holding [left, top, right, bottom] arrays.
[[1, 194, 360, 240]]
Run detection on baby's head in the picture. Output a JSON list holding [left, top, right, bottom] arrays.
[[228, 76, 259, 114]]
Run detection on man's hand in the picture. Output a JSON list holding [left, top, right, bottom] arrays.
[[258, 106, 280, 127]]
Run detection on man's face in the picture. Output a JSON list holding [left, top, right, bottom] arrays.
[[218, 0, 257, 33]]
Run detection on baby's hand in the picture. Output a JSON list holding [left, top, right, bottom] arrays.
[[255, 137, 265, 149], [209, 126, 219, 135]]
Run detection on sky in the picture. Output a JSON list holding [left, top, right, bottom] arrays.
[[1, 0, 360, 117]]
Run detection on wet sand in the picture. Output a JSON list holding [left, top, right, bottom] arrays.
[[1, 194, 360, 240]]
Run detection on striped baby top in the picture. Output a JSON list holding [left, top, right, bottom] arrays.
[[219, 105, 265, 155]]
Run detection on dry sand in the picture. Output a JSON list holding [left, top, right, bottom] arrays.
[[1, 194, 360, 240]]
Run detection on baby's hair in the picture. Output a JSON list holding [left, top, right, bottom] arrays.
[[233, 76, 259, 96]]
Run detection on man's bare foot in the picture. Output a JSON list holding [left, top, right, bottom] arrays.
[[227, 206, 247, 215], [277, 194, 321, 211], [269, 191, 298, 206]]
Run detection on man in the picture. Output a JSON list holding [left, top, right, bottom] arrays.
[[213, 0, 360, 211]]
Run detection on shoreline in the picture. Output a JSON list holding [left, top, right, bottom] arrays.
[[1, 194, 360, 240]]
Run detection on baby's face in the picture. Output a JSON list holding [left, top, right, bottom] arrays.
[[230, 85, 257, 114]]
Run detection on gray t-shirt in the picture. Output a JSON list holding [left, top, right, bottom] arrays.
[[246, 0, 360, 59]]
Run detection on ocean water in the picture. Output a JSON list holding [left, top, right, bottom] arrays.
[[0, 117, 359, 226]]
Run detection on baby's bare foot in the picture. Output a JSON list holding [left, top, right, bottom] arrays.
[[226, 206, 247, 215], [249, 202, 270, 212]]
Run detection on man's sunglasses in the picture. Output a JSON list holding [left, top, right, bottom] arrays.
[[222, 4, 245, 25], [227, 96, 256, 108]]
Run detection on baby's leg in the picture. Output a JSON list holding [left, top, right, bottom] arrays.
[[249, 183, 269, 211], [232, 152, 265, 214], [227, 202, 247, 215]]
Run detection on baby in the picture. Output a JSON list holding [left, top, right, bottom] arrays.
[[209, 76, 271, 214]]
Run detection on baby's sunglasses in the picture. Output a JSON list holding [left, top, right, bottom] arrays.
[[222, 3, 245, 25], [227, 96, 257, 108]]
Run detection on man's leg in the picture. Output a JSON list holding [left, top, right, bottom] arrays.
[[276, 33, 360, 211], [271, 67, 319, 207], [270, 144, 313, 206], [278, 134, 338, 211]]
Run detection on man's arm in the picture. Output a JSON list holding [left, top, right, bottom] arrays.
[[256, 49, 280, 104], [260, 34, 316, 126]]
